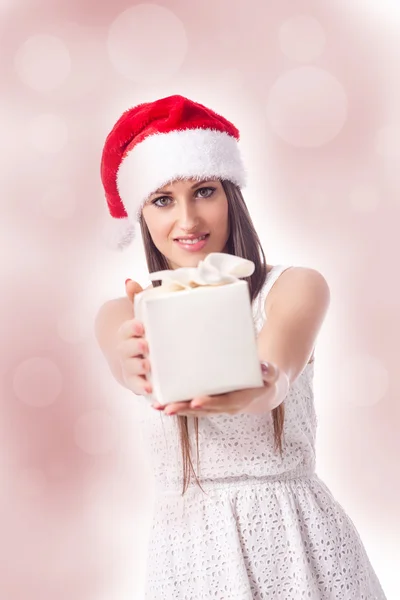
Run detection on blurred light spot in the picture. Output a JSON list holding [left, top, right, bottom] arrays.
[[29, 114, 68, 153], [107, 4, 188, 83], [337, 354, 389, 407], [74, 410, 119, 455], [40, 184, 76, 219], [16, 468, 47, 498], [13, 357, 63, 407], [266, 66, 348, 147], [57, 307, 93, 344], [349, 184, 380, 212], [376, 125, 400, 160], [279, 15, 326, 62], [14, 34, 71, 92]]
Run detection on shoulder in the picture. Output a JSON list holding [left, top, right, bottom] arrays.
[[265, 266, 330, 316]]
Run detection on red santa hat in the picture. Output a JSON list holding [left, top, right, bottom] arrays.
[[100, 95, 246, 250]]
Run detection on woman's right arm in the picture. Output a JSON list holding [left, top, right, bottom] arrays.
[[94, 288, 152, 395], [94, 297, 134, 388]]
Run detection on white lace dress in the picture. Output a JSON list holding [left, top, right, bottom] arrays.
[[136, 266, 387, 600]]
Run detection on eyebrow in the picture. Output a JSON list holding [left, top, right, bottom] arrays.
[[152, 180, 217, 196]]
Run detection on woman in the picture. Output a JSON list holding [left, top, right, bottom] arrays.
[[95, 95, 386, 599]]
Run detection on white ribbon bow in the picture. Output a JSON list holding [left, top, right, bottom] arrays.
[[147, 253, 255, 293]]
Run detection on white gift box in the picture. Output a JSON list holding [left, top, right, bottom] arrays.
[[133, 253, 264, 406]]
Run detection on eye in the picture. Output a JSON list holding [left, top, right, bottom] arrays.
[[151, 196, 172, 208], [195, 186, 216, 198]]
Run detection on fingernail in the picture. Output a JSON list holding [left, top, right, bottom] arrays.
[[125, 278, 132, 285], [261, 362, 269, 374]]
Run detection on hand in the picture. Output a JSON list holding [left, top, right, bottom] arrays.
[[152, 362, 281, 417], [115, 279, 153, 396]]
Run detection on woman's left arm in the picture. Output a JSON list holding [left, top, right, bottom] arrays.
[[244, 267, 330, 414], [158, 267, 330, 416], [258, 267, 330, 382]]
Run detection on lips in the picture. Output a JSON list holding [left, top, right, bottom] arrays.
[[174, 234, 210, 252]]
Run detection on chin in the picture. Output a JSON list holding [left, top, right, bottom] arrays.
[[173, 253, 207, 268], [165, 239, 229, 269], [168, 248, 216, 269]]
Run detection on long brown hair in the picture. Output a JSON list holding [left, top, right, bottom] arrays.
[[139, 180, 285, 495]]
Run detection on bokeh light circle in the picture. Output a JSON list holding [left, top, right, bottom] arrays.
[[14, 34, 71, 92], [266, 66, 348, 147], [107, 4, 188, 83], [13, 357, 63, 407]]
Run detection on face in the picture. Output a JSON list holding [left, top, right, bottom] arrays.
[[141, 178, 230, 269]]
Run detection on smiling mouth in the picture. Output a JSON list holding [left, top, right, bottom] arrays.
[[174, 234, 209, 244]]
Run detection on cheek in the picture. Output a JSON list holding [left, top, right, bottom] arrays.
[[210, 201, 229, 232], [143, 212, 169, 244]]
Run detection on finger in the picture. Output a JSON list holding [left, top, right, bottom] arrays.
[[173, 411, 211, 417], [185, 406, 236, 416], [164, 401, 192, 415], [117, 337, 148, 360], [261, 362, 280, 384], [124, 373, 152, 395], [125, 356, 151, 376], [167, 407, 212, 417], [151, 401, 164, 410], [118, 319, 145, 342], [191, 397, 244, 415], [165, 404, 215, 417], [125, 279, 143, 303], [191, 394, 228, 410]]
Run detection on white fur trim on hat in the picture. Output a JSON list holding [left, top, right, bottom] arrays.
[[102, 215, 136, 251], [116, 128, 246, 219]]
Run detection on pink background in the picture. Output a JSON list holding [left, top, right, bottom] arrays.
[[1, 0, 399, 598]]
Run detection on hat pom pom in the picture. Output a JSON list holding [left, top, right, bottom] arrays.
[[101, 215, 136, 251]]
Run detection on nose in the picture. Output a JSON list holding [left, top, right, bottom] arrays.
[[175, 198, 200, 231]]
